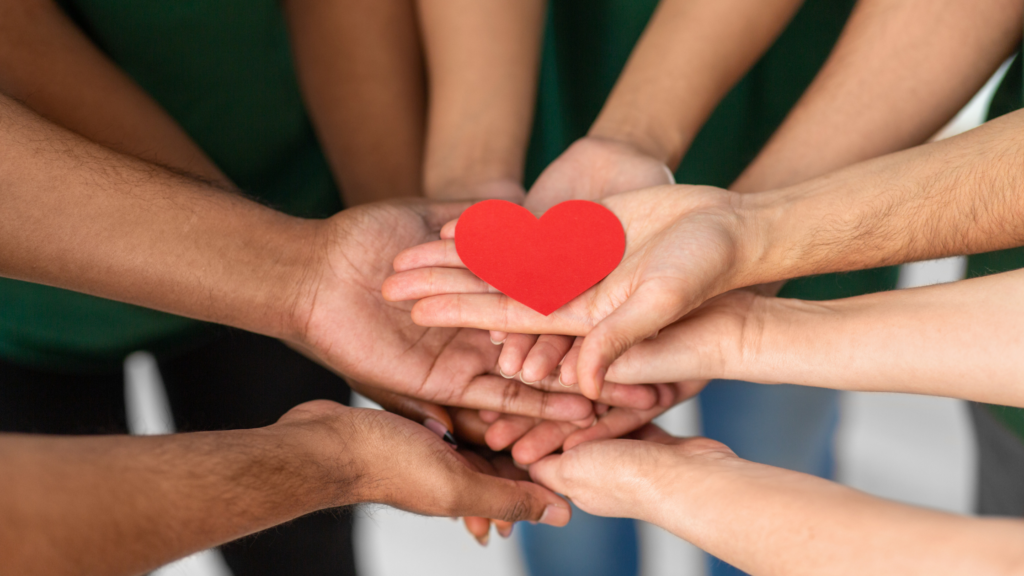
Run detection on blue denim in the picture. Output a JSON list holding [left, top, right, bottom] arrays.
[[517, 380, 839, 576]]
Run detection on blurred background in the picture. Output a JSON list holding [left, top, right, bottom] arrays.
[[131, 60, 1011, 576]]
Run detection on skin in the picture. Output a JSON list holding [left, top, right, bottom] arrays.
[[0, 400, 570, 576], [605, 269, 1024, 407], [416, 0, 546, 203], [482, 0, 1024, 460], [383, 106, 1024, 398], [530, 425, 1024, 576]]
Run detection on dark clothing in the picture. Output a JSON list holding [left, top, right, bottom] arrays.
[[0, 329, 357, 576]]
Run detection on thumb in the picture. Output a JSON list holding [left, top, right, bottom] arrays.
[[458, 471, 571, 526], [349, 381, 455, 441], [576, 282, 683, 400], [528, 454, 568, 496]]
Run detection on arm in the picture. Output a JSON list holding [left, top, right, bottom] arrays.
[[0, 0, 228, 185], [416, 0, 546, 202], [0, 401, 570, 576], [0, 92, 596, 421], [386, 108, 1024, 399], [283, 0, 427, 205], [589, 0, 805, 169], [531, 428, 1024, 576], [522, 0, 805, 214], [608, 269, 1024, 407], [732, 0, 1024, 193]]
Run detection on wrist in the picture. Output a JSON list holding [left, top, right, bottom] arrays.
[[588, 108, 692, 169]]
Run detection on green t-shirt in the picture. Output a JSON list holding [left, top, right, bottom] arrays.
[[525, 0, 899, 303], [0, 0, 341, 372], [0, 0, 903, 372], [978, 52, 1024, 442]]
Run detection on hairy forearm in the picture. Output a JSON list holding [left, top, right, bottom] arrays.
[[417, 0, 545, 198], [653, 455, 1024, 575], [727, 270, 1024, 406], [736, 108, 1024, 288], [0, 427, 346, 576], [589, 0, 805, 168], [0, 94, 317, 342], [732, 0, 1023, 193], [0, 0, 228, 185], [284, 0, 426, 205]]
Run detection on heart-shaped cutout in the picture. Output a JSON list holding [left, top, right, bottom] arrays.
[[455, 199, 626, 315]]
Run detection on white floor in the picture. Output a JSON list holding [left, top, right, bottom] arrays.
[[130, 59, 1013, 576]]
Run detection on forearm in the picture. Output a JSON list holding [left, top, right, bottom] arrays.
[[0, 0, 228, 186], [417, 0, 545, 199], [283, 0, 426, 205], [0, 94, 316, 342], [726, 270, 1024, 406], [732, 0, 1023, 193], [736, 108, 1024, 288], [0, 427, 345, 576], [653, 454, 1024, 575], [589, 0, 805, 168]]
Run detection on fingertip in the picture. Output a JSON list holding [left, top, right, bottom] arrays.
[[539, 503, 572, 527], [441, 219, 458, 239]]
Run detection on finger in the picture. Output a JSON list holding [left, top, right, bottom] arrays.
[[441, 218, 458, 239], [462, 516, 492, 546], [561, 382, 694, 451], [556, 338, 583, 387], [383, 268, 492, 302], [629, 423, 674, 442], [498, 334, 538, 379], [577, 283, 682, 400], [412, 294, 586, 335], [520, 334, 575, 384], [479, 410, 501, 424], [489, 331, 508, 345], [450, 408, 489, 446], [528, 372, 657, 411], [421, 203, 471, 233], [456, 471, 571, 526], [527, 454, 567, 495], [511, 420, 580, 465], [484, 414, 538, 451], [458, 374, 593, 421], [392, 239, 464, 272], [349, 382, 455, 441]]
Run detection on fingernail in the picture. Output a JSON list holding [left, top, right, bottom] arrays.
[[513, 459, 529, 471], [443, 430, 459, 449], [557, 372, 572, 388], [498, 523, 514, 539], [490, 337, 505, 345], [539, 505, 571, 527], [499, 367, 514, 379], [519, 371, 538, 386], [476, 532, 490, 547], [424, 418, 457, 448]]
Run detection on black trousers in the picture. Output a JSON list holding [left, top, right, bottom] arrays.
[[0, 328, 358, 576]]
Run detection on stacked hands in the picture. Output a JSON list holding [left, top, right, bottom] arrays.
[[331, 137, 765, 536]]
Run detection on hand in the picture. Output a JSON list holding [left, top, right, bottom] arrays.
[[523, 136, 675, 214], [480, 380, 707, 465], [276, 400, 571, 525], [481, 137, 675, 349], [383, 185, 753, 400], [528, 424, 733, 523], [288, 199, 595, 422], [427, 178, 528, 204]]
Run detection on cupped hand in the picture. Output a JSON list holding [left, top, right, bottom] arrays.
[[480, 380, 706, 465], [528, 424, 733, 523], [277, 400, 571, 525], [382, 185, 751, 401], [289, 199, 594, 422]]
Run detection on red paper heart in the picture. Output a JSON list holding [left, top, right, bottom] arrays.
[[455, 199, 626, 316]]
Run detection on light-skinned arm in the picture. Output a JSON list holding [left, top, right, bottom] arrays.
[[415, 0, 546, 203], [384, 107, 1024, 398], [605, 268, 1024, 408], [530, 426, 1024, 576], [732, 0, 1024, 194], [523, 0, 805, 214], [0, 400, 570, 576]]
